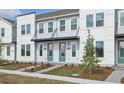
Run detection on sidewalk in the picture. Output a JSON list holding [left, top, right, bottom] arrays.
[[36, 65, 63, 73], [105, 70, 124, 83], [0, 69, 115, 84]]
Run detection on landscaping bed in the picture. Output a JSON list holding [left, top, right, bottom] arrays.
[[0, 73, 71, 84], [24, 63, 54, 72], [120, 77, 124, 83], [43, 65, 114, 81], [0, 62, 34, 70]]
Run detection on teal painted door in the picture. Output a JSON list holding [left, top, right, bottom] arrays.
[[47, 43, 53, 61], [59, 42, 66, 62], [118, 41, 124, 64]]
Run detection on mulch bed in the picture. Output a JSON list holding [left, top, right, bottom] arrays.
[[44, 66, 115, 81], [120, 77, 124, 83], [25, 64, 54, 72]]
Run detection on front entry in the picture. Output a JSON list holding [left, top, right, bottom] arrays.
[[59, 42, 66, 62], [47, 43, 53, 61], [118, 41, 124, 64]]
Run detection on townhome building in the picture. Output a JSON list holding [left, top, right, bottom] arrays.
[[1, 9, 124, 66], [0, 17, 16, 61]]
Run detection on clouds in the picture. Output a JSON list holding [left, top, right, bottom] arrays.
[[0, 9, 22, 20]]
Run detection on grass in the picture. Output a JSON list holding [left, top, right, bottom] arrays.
[[0, 73, 72, 84], [43, 66, 114, 81], [0, 62, 33, 70]]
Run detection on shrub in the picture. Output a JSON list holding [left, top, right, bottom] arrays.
[[64, 64, 68, 67]]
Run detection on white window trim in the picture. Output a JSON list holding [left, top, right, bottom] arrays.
[[71, 17, 78, 31], [119, 11, 124, 27], [48, 21, 54, 33], [59, 19, 66, 31]]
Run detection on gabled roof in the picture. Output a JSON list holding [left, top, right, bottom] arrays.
[[1, 17, 15, 24], [0, 16, 15, 25], [36, 9, 79, 20]]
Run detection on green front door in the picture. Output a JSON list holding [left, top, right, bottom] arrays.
[[59, 42, 66, 62], [47, 43, 53, 61], [118, 41, 124, 64]]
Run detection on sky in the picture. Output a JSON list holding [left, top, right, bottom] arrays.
[[0, 9, 58, 20]]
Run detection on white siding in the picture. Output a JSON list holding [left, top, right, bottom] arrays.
[[36, 16, 79, 39], [16, 14, 35, 62], [79, 9, 115, 66]]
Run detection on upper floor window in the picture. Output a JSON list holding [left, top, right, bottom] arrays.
[[26, 24, 31, 34], [39, 23, 44, 33], [48, 22, 53, 33], [96, 41, 104, 57], [7, 46, 10, 56], [120, 12, 124, 26], [21, 25, 25, 35], [86, 14, 93, 27], [60, 20, 65, 31], [1, 28, 4, 37], [71, 18, 77, 30], [96, 12, 104, 27]]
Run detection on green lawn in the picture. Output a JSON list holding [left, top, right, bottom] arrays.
[[43, 66, 81, 76], [0, 73, 72, 84]]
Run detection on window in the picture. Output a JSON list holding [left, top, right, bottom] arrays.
[[86, 14, 93, 27], [48, 22, 53, 32], [39, 23, 44, 33], [7, 46, 10, 56], [96, 12, 104, 27], [60, 20, 65, 31], [26, 44, 30, 56], [71, 18, 77, 30], [1, 28, 5, 37], [96, 41, 104, 57], [21, 25, 25, 35], [21, 45, 25, 56], [26, 24, 30, 34], [39, 44, 43, 56], [72, 44, 76, 57], [0, 46, 2, 55], [120, 12, 124, 26]]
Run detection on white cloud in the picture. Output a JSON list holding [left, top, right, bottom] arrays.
[[0, 9, 22, 20]]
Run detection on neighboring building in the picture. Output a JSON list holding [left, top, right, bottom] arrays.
[[1, 9, 124, 66], [0, 17, 16, 61]]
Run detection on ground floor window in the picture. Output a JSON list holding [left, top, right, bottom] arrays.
[[72, 44, 76, 57], [39, 44, 43, 56], [96, 41, 104, 57], [21, 45, 25, 56], [21, 44, 31, 56], [26, 44, 30, 56], [7, 46, 10, 56]]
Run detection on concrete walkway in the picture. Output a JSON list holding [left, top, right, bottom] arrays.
[[36, 65, 63, 73], [105, 69, 124, 83], [0, 69, 115, 84]]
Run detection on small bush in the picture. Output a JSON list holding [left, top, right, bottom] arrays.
[[71, 64, 74, 67], [64, 64, 68, 67]]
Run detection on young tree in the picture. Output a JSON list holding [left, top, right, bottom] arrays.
[[81, 30, 100, 78]]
